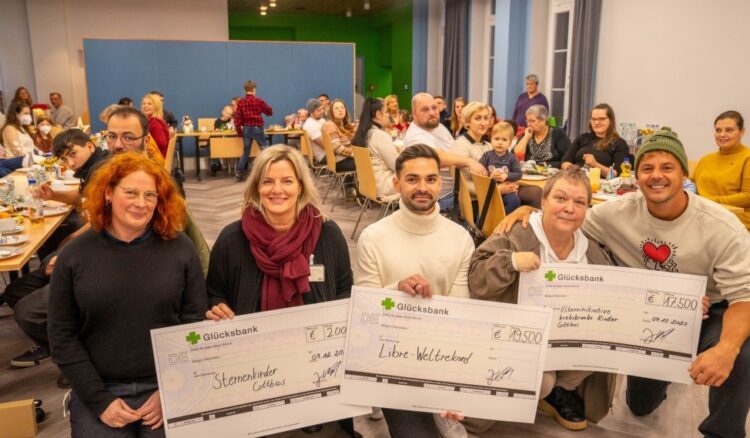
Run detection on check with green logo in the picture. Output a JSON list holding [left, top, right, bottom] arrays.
[[150, 300, 369, 438], [342, 286, 553, 423], [519, 264, 706, 384]]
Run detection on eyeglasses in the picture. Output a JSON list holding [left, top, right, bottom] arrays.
[[117, 186, 158, 203], [106, 132, 147, 145], [590, 117, 608, 123]]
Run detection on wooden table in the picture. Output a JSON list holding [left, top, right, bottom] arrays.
[[264, 128, 303, 145], [176, 131, 238, 181], [0, 175, 72, 272]]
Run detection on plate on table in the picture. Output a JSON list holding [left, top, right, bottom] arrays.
[[522, 174, 549, 181], [0, 225, 25, 235], [0, 246, 23, 259], [22, 206, 68, 217], [0, 234, 29, 246], [16, 167, 30, 173]]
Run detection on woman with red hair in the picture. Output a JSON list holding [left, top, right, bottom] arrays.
[[48, 152, 206, 437]]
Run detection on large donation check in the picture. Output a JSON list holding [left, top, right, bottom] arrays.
[[518, 264, 706, 384], [342, 286, 553, 423], [150, 300, 369, 438]]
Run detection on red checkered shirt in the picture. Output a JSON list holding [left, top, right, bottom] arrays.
[[233, 93, 273, 135]]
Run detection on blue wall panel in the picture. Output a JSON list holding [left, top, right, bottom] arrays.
[[84, 39, 354, 155]]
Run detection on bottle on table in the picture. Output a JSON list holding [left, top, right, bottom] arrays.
[[25, 177, 44, 225], [619, 157, 636, 191]]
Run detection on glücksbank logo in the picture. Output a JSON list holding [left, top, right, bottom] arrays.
[[546, 270, 604, 283], [186, 331, 201, 345], [381, 297, 395, 311]]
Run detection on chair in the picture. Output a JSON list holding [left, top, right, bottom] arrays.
[[163, 136, 177, 171], [350, 146, 399, 239], [209, 137, 258, 174], [300, 132, 327, 177], [321, 132, 355, 206], [452, 167, 475, 226], [471, 173, 506, 237]]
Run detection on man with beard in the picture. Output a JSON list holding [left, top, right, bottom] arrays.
[[355, 144, 474, 437]]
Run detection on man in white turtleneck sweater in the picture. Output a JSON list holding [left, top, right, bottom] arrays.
[[355, 144, 474, 438]]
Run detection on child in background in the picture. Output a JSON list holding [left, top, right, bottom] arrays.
[[479, 122, 523, 214]]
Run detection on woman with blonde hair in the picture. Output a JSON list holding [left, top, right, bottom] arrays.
[[384, 94, 403, 127], [140, 93, 169, 158], [205, 145, 356, 435]]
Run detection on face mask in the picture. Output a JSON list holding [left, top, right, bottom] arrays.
[[19, 114, 32, 125], [39, 125, 52, 135]]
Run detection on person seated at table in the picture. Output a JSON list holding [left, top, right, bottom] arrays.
[[482, 104, 498, 142], [49, 152, 206, 437], [140, 93, 170, 158], [384, 94, 403, 127], [99, 104, 122, 124], [513, 104, 571, 168], [321, 99, 356, 172], [467, 167, 617, 433], [205, 145, 357, 437], [445, 97, 466, 139], [148, 90, 177, 135], [12, 86, 34, 106], [303, 98, 328, 164], [6, 129, 109, 374], [479, 122, 523, 214], [2, 101, 37, 158], [693, 110, 750, 229], [352, 97, 400, 198], [214, 105, 235, 131], [284, 108, 308, 129], [561, 103, 628, 177], [32, 116, 55, 153], [450, 101, 492, 195]]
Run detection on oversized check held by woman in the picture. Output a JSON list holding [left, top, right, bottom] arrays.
[[150, 300, 369, 438]]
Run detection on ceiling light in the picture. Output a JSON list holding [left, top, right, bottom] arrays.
[[270, 0, 276, 6], [260, 10, 267, 15], [346, 8, 352, 17], [364, 1, 370, 10], [260, 5, 268, 11]]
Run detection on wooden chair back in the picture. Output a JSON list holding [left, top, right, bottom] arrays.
[[197, 118, 214, 132], [452, 167, 474, 226], [351, 146, 378, 201], [471, 173, 506, 236], [322, 131, 338, 174], [164, 136, 177, 170], [210, 137, 244, 159]]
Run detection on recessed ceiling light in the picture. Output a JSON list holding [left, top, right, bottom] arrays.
[[270, 0, 276, 6], [346, 8, 352, 17], [260, 10, 267, 15], [364, 1, 370, 10], [260, 5, 268, 11]]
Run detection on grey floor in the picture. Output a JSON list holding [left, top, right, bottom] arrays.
[[0, 166, 743, 437]]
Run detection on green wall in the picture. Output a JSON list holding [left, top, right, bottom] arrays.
[[228, 2, 412, 110]]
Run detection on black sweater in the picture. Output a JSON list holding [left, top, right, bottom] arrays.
[[206, 220, 352, 314], [562, 132, 629, 172], [49, 230, 206, 416], [524, 127, 572, 169]]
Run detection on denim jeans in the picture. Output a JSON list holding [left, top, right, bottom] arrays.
[[0, 156, 24, 177], [626, 301, 750, 437], [69, 381, 164, 438], [239, 125, 266, 173]]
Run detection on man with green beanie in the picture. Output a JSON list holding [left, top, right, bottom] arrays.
[[496, 127, 750, 437]]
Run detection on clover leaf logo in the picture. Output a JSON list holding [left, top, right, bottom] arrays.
[[186, 331, 201, 345], [381, 297, 395, 311], [544, 270, 556, 282]]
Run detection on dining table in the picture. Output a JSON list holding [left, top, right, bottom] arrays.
[[176, 130, 238, 181], [0, 172, 74, 273]]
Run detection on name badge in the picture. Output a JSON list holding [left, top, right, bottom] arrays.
[[309, 265, 325, 282]]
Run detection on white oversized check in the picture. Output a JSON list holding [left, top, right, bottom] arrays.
[[518, 264, 706, 384], [150, 299, 369, 438], [341, 286, 553, 423]]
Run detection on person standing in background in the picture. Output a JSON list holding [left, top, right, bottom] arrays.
[[233, 80, 273, 181], [511, 74, 549, 129]]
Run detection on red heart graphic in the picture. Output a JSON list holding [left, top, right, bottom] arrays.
[[643, 242, 671, 264]]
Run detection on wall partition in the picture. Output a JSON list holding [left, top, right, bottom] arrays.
[[84, 38, 355, 154]]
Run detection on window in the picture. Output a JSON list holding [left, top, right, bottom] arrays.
[[545, 1, 574, 127]]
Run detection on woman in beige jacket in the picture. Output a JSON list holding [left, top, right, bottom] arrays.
[[466, 167, 618, 433]]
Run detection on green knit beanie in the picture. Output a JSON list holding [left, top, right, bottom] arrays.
[[634, 127, 689, 174]]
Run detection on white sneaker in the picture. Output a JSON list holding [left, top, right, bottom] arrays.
[[369, 407, 384, 420], [433, 413, 468, 438]]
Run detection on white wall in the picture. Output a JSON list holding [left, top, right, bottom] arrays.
[[25, 0, 228, 118], [0, 0, 36, 112], [595, 0, 750, 159]]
